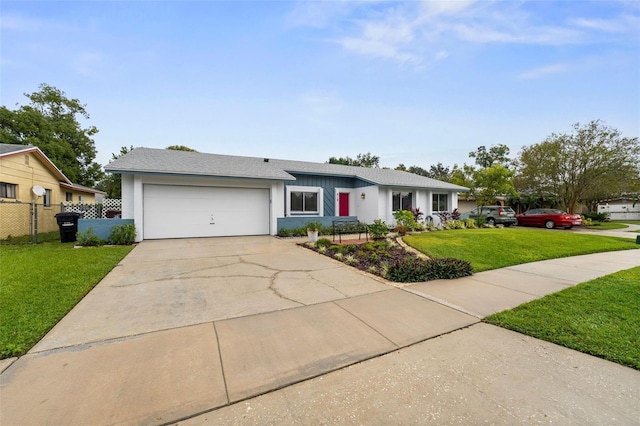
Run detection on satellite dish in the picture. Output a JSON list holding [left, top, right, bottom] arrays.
[[32, 185, 45, 197]]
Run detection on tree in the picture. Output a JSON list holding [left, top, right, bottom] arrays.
[[395, 162, 451, 182], [98, 146, 133, 199], [452, 143, 518, 221], [425, 163, 451, 182], [452, 163, 517, 209], [0, 83, 103, 186], [515, 120, 640, 213], [469, 144, 513, 168], [328, 152, 380, 168], [166, 145, 197, 152]]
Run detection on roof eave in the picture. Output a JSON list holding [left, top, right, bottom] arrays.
[[104, 168, 297, 182]]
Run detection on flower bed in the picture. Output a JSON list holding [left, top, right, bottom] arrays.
[[302, 238, 473, 283]]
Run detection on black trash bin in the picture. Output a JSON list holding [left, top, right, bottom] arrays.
[[55, 212, 82, 243]]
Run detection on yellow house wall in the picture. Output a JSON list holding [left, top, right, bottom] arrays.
[[0, 152, 96, 239], [1, 152, 62, 203]]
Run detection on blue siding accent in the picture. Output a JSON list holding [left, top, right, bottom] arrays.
[[286, 174, 362, 216], [277, 216, 358, 231], [78, 219, 134, 241]]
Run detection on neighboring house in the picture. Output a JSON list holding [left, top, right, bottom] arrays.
[[105, 147, 468, 241], [0, 143, 105, 238], [598, 198, 640, 220]]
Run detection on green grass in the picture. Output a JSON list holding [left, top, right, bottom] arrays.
[[485, 267, 640, 370], [0, 242, 134, 358], [586, 222, 630, 230], [403, 228, 637, 272], [1, 231, 61, 244]]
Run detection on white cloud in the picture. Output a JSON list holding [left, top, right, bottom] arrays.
[[569, 13, 640, 36], [0, 13, 77, 32], [289, 1, 639, 65], [517, 64, 569, 80]]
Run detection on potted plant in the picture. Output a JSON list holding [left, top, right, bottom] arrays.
[[307, 227, 319, 242]]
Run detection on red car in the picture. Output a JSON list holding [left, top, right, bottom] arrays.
[[516, 209, 583, 229]]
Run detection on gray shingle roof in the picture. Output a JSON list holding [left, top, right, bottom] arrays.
[[106, 147, 468, 191], [106, 148, 296, 181], [0, 143, 32, 156]]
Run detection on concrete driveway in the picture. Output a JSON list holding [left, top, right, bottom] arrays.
[[28, 236, 392, 352], [1, 236, 478, 425], [2, 237, 639, 425]]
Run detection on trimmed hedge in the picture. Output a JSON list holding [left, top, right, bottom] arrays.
[[387, 257, 473, 283]]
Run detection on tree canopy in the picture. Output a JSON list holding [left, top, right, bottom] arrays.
[[396, 162, 452, 182], [0, 84, 103, 187], [328, 152, 380, 168], [515, 120, 640, 213], [98, 145, 133, 199], [452, 163, 517, 207], [166, 145, 197, 152], [469, 144, 513, 168]]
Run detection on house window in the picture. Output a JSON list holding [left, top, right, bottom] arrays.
[[392, 192, 413, 211], [66, 192, 73, 202], [291, 191, 318, 213], [0, 182, 17, 199], [79, 195, 84, 203], [44, 189, 52, 207], [286, 186, 323, 216], [433, 193, 448, 211]]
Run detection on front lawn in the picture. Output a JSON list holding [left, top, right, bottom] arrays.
[[485, 267, 640, 370], [586, 222, 630, 230], [587, 220, 640, 230], [403, 228, 637, 272], [0, 242, 134, 359]]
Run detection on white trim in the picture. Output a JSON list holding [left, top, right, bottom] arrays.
[[335, 188, 354, 217], [285, 185, 324, 217]]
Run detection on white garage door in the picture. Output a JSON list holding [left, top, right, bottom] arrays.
[[143, 185, 270, 239]]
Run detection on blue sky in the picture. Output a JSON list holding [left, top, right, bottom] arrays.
[[2, 1, 639, 170]]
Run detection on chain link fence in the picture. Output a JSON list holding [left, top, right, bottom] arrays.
[[0, 199, 122, 244]]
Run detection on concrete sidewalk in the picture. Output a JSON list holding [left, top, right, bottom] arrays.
[[1, 238, 639, 425]]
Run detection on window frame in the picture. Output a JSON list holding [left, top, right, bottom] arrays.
[[392, 191, 413, 212], [0, 182, 17, 199], [43, 189, 52, 207], [286, 185, 323, 216], [66, 192, 73, 202], [432, 193, 448, 212]]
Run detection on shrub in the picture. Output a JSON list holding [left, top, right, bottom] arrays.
[[368, 219, 389, 240], [387, 257, 426, 282], [109, 223, 136, 245], [584, 212, 608, 222], [344, 255, 358, 265], [581, 216, 593, 226], [393, 210, 417, 231], [424, 258, 473, 280], [334, 252, 344, 261], [463, 219, 477, 229], [344, 244, 358, 253], [277, 228, 293, 237], [76, 227, 104, 247], [316, 238, 332, 248], [387, 256, 473, 283]]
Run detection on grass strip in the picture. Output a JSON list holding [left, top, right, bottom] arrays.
[[485, 267, 640, 370], [0, 242, 134, 358], [403, 228, 637, 272]]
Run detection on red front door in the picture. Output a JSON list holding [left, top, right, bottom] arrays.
[[339, 193, 350, 216]]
